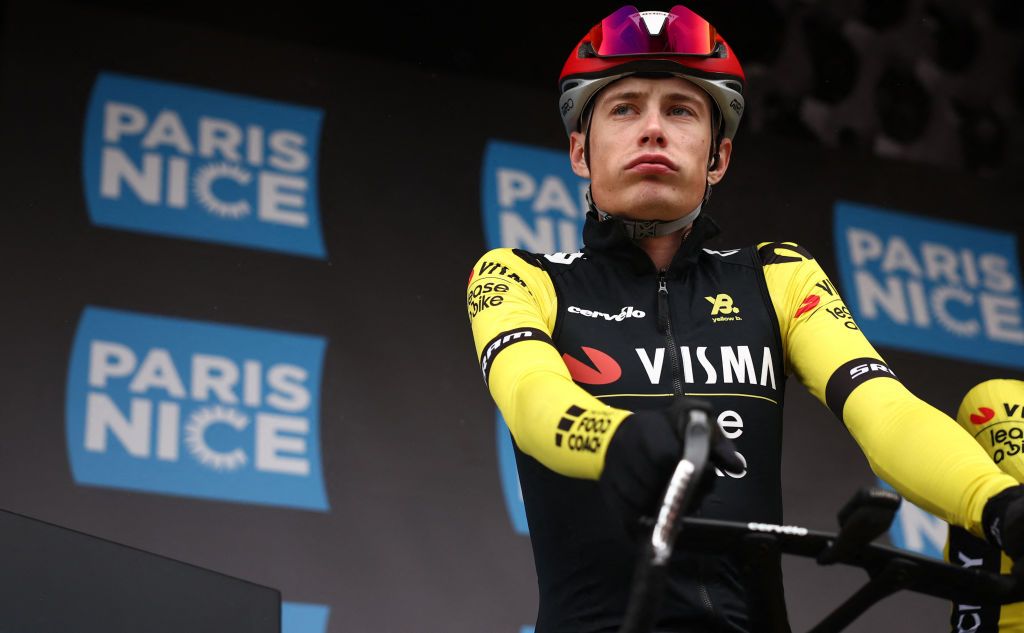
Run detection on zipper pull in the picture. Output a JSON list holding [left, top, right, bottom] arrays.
[[657, 276, 669, 334]]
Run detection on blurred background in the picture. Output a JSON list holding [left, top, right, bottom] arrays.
[[1, 1, 1022, 631], [68, 0, 1024, 177]]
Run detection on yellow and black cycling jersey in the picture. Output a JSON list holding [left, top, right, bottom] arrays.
[[945, 526, 1022, 632], [945, 379, 1024, 633], [467, 213, 1017, 633]]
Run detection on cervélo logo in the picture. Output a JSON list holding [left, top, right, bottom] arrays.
[[568, 305, 646, 321], [65, 307, 329, 510], [834, 201, 1024, 370], [82, 72, 325, 258]]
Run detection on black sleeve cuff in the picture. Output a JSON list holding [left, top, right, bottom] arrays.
[[982, 485, 1024, 549]]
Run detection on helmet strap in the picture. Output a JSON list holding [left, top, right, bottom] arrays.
[[587, 185, 705, 240], [583, 105, 594, 170], [708, 106, 722, 171]]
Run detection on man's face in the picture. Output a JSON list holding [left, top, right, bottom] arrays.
[[569, 76, 732, 222]]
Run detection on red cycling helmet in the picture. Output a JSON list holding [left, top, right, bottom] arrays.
[[558, 5, 746, 141]]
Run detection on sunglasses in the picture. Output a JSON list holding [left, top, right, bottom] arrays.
[[580, 5, 724, 59]]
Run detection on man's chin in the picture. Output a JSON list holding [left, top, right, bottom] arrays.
[[593, 183, 702, 221]]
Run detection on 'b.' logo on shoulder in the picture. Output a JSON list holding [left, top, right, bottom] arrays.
[[81, 72, 326, 258], [706, 293, 739, 316], [65, 306, 330, 511]]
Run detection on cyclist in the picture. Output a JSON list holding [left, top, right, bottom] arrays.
[[466, 5, 1024, 631], [947, 379, 1024, 632]]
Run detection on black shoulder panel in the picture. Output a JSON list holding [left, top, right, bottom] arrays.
[[757, 242, 815, 265], [512, 249, 544, 268]]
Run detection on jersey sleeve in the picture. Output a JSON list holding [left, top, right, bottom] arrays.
[[467, 248, 632, 480], [759, 241, 1017, 536]]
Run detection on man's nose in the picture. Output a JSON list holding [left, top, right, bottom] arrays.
[[639, 111, 667, 146]]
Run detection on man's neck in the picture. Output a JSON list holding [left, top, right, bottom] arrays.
[[636, 223, 693, 271]]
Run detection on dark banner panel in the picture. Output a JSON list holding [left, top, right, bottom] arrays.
[[1, 2, 1022, 632], [0, 508, 280, 633]]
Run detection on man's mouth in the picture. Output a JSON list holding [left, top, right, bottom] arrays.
[[626, 154, 678, 171]]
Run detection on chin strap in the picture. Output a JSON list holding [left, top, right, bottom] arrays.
[[588, 183, 712, 240]]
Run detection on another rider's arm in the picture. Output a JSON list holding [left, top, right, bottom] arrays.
[[467, 248, 632, 480], [760, 242, 1018, 537]]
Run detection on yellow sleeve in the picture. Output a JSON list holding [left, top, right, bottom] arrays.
[[467, 248, 632, 480], [759, 241, 1017, 536]]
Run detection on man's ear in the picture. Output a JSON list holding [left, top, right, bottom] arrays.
[[569, 130, 590, 179], [707, 137, 732, 185]]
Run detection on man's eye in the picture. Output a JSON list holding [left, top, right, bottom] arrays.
[[670, 106, 693, 116], [611, 104, 634, 116]]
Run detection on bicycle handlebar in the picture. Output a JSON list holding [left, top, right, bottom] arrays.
[[619, 403, 714, 633], [677, 515, 1024, 606], [617, 402, 1024, 633]]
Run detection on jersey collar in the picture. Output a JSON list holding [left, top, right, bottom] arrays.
[[582, 210, 721, 276]]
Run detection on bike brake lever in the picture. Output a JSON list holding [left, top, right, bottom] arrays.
[[650, 406, 712, 566], [818, 487, 901, 565]]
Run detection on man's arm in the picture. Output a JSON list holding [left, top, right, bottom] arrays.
[[759, 242, 1018, 537], [466, 248, 632, 480]]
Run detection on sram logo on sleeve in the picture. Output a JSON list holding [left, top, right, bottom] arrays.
[[481, 140, 589, 255], [65, 306, 329, 510], [82, 72, 325, 258], [834, 201, 1024, 369]]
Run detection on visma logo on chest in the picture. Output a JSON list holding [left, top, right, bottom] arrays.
[[834, 201, 1024, 370], [81, 72, 325, 258], [65, 306, 329, 511], [481, 140, 589, 255]]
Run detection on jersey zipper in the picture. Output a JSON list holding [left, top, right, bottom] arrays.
[[658, 271, 718, 620], [656, 272, 683, 396], [698, 579, 715, 614]]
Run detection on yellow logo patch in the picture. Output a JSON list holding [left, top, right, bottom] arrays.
[[706, 294, 742, 322], [706, 294, 739, 315]]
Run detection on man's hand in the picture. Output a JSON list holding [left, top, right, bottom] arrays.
[[982, 485, 1024, 568], [597, 398, 743, 538]]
